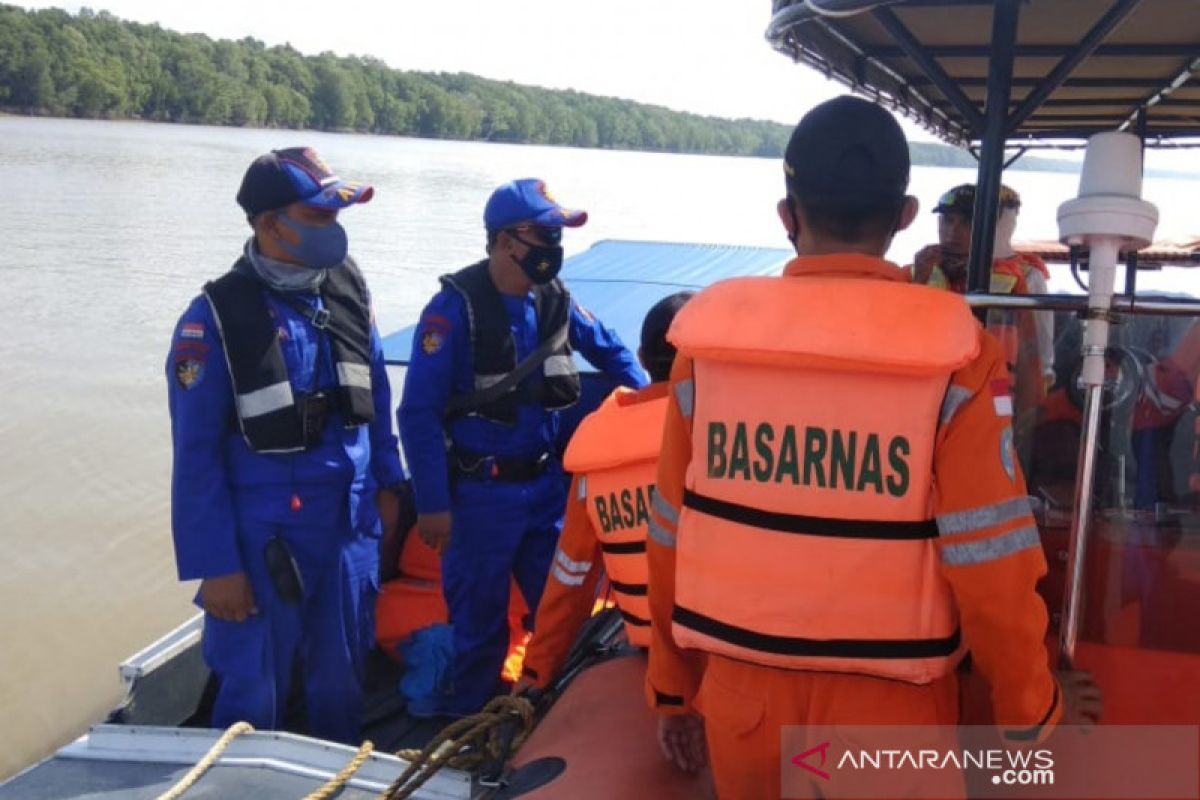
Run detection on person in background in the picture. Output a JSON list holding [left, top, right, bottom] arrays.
[[166, 147, 405, 744], [913, 183, 1053, 467], [516, 291, 694, 692], [645, 97, 1100, 799], [399, 178, 646, 717]]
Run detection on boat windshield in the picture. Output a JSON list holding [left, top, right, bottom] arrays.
[[1024, 302, 1200, 721]]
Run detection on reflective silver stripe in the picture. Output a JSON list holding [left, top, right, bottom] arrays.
[[336, 362, 371, 390], [576, 475, 587, 500], [940, 525, 1040, 566], [937, 497, 1033, 537], [674, 379, 694, 418], [236, 381, 294, 419], [551, 564, 586, 586], [939, 384, 973, 426], [544, 355, 575, 376], [555, 549, 592, 574], [648, 517, 676, 548], [476, 374, 507, 390], [651, 489, 679, 527]]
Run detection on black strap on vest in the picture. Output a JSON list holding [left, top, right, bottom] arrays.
[[619, 608, 651, 628], [682, 489, 938, 540], [608, 579, 648, 597], [266, 276, 370, 364], [444, 322, 569, 416], [439, 260, 580, 424], [600, 541, 647, 555], [673, 605, 962, 660], [203, 257, 374, 453]]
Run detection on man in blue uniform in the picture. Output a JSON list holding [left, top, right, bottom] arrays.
[[399, 178, 646, 716], [167, 147, 405, 744]]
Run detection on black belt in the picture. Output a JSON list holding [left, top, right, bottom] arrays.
[[452, 450, 552, 482]]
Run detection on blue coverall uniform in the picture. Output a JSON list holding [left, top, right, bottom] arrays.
[[399, 288, 645, 714], [167, 281, 404, 743]]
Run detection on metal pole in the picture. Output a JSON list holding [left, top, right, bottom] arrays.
[[1059, 237, 1122, 667], [966, 0, 1020, 294], [1060, 382, 1105, 667], [1126, 109, 1149, 296], [873, 7, 986, 133]]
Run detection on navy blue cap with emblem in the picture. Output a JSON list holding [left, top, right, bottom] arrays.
[[236, 147, 374, 220]]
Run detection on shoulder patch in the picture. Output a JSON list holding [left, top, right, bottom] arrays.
[[1000, 425, 1016, 483], [419, 314, 451, 355], [180, 322, 205, 340], [175, 357, 205, 389], [422, 330, 444, 355]]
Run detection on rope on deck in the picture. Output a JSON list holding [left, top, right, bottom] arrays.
[[303, 739, 375, 800], [378, 696, 535, 800], [154, 720, 254, 800]]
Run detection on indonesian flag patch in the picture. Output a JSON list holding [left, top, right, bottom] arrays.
[[990, 378, 1013, 417]]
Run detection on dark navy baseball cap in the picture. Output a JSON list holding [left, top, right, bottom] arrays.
[[784, 96, 910, 208], [484, 179, 588, 231], [236, 147, 374, 218]]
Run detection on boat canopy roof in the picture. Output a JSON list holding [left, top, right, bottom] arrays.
[[1018, 237, 1200, 266], [381, 239, 792, 367], [767, 0, 1200, 147]]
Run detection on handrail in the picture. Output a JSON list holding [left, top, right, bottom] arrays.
[[964, 292, 1200, 317]]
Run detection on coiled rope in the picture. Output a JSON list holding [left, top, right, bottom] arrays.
[[378, 695, 535, 800]]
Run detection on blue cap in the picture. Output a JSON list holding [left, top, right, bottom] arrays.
[[237, 147, 373, 218], [483, 179, 588, 231]]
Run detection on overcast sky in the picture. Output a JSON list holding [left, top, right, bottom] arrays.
[[17, 0, 852, 126]]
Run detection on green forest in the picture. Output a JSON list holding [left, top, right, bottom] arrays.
[[0, 4, 1042, 169]]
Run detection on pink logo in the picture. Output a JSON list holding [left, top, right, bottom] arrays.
[[792, 741, 832, 781]]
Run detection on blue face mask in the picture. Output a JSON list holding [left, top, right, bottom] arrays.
[[275, 213, 349, 270]]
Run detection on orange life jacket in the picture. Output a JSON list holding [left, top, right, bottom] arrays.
[[563, 388, 666, 646], [921, 254, 1041, 372], [917, 253, 1046, 428], [667, 276, 979, 683], [989, 255, 1040, 358]]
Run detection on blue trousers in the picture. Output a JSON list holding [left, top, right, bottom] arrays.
[[202, 517, 378, 744], [440, 468, 565, 715]]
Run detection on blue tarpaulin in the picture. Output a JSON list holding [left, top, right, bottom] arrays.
[[380, 239, 792, 366]]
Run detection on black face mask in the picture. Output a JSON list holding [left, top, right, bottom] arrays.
[[509, 233, 564, 285]]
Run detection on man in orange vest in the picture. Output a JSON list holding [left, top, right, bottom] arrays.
[[516, 291, 694, 691], [645, 96, 1099, 799], [913, 184, 1053, 471]]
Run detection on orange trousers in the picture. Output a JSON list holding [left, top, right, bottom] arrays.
[[693, 655, 962, 800]]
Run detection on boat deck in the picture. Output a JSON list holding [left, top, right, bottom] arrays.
[[0, 724, 471, 799]]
